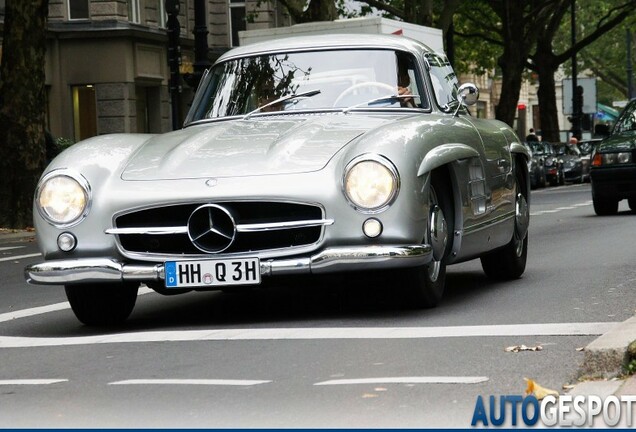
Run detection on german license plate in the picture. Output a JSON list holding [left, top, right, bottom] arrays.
[[164, 258, 260, 288]]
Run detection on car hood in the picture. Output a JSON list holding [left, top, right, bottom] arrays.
[[121, 115, 399, 180], [597, 130, 636, 152]]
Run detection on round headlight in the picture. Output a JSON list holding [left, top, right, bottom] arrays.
[[37, 170, 90, 226], [344, 156, 399, 211]]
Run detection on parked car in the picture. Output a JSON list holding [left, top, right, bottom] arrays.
[[554, 143, 584, 183], [577, 138, 601, 182], [590, 99, 636, 215], [25, 34, 530, 325], [533, 142, 564, 186], [525, 142, 547, 189]]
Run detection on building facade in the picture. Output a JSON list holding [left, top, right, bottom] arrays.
[[0, 0, 288, 142]]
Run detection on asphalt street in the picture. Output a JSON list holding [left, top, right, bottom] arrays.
[[0, 182, 635, 427]]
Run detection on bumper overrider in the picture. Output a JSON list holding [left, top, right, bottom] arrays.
[[25, 244, 432, 286]]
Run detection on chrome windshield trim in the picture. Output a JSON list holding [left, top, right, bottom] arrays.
[[236, 219, 334, 233]]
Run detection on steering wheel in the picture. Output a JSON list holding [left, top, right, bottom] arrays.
[[333, 81, 397, 107]]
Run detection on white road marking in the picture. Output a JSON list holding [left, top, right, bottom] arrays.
[[0, 253, 41, 262], [314, 376, 489, 386], [0, 287, 153, 324], [530, 200, 592, 216], [0, 302, 70, 323], [0, 246, 24, 252], [0, 379, 68, 385], [109, 379, 271, 386], [0, 322, 618, 349]]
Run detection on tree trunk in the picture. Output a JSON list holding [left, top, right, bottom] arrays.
[[495, 49, 526, 127], [534, 46, 561, 143], [0, 0, 49, 228]]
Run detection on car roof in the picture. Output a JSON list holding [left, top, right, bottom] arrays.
[[216, 33, 436, 63]]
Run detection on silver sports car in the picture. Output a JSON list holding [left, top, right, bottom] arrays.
[[26, 34, 530, 325]]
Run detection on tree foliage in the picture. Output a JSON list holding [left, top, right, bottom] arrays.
[[528, 0, 636, 141], [0, 0, 49, 228]]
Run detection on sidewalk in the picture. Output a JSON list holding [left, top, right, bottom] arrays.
[[569, 315, 636, 397], [0, 228, 35, 243]]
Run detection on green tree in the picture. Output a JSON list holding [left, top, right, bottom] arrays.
[[0, 0, 49, 228], [276, 0, 338, 22], [529, 0, 636, 142], [575, 9, 636, 104]]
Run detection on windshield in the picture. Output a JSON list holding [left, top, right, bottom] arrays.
[[529, 142, 548, 156], [185, 49, 428, 123], [613, 100, 636, 134]]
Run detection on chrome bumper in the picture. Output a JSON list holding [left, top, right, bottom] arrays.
[[25, 244, 432, 285]]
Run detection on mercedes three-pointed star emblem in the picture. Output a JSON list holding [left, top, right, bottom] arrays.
[[187, 204, 236, 253]]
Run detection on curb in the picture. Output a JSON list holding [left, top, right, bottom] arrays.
[[578, 316, 636, 379], [0, 230, 36, 243]]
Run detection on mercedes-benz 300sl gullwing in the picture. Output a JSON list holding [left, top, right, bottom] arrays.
[[26, 34, 530, 325]]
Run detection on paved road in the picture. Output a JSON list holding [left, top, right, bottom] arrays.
[[1, 183, 634, 427]]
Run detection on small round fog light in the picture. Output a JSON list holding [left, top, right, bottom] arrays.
[[363, 218, 383, 238], [57, 232, 77, 252]]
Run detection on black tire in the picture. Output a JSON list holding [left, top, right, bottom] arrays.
[[480, 161, 528, 280], [402, 169, 453, 308], [592, 186, 618, 216], [65, 282, 139, 326]]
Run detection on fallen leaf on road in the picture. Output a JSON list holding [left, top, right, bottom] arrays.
[[524, 378, 559, 400], [362, 393, 378, 399], [576, 347, 585, 352], [505, 344, 543, 353]]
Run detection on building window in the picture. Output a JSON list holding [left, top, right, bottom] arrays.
[[157, 0, 166, 28], [68, 0, 89, 20], [72, 85, 97, 141], [136, 86, 162, 133], [128, 0, 140, 23], [229, 0, 246, 47]]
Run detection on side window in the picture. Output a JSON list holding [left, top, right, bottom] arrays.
[[425, 52, 459, 111], [395, 52, 428, 109]]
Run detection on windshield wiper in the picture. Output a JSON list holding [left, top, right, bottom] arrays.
[[342, 94, 421, 114], [243, 89, 321, 120]]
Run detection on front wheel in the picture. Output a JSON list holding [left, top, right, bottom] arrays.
[[402, 170, 453, 308], [480, 162, 528, 280], [65, 283, 139, 326], [592, 187, 618, 216]]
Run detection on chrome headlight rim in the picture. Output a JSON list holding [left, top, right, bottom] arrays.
[[35, 168, 92, 228], [343, 154, 400, 214]]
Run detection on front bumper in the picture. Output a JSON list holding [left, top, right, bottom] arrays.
[[590, 165, 636, 199], [25, 244, 432, 286]]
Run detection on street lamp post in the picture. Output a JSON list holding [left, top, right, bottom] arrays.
[[628, 29, 634, 100], [166, 0, 182, 130], [570, 0, 582, 140], [191, 0, 211, 88]]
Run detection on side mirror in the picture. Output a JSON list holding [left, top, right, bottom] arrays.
[[458, 83, 479, 106], [453, 83, 479, 116]]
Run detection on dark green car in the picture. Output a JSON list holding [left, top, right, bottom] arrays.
[[590, 99, 636, 215]]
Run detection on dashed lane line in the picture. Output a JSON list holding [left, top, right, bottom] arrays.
[[0, 246, 24, 252], [530, 200, 592, 216], [109, 379, 272, 386], [0, 253, 41, 262], [0, 287, 153, 324], [0, 322, 618, 349], [0, 379, 68, 385], [314, 376, 489, 385]]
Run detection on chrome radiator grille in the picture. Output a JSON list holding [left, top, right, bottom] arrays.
[[109, 202, 330, 256]]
